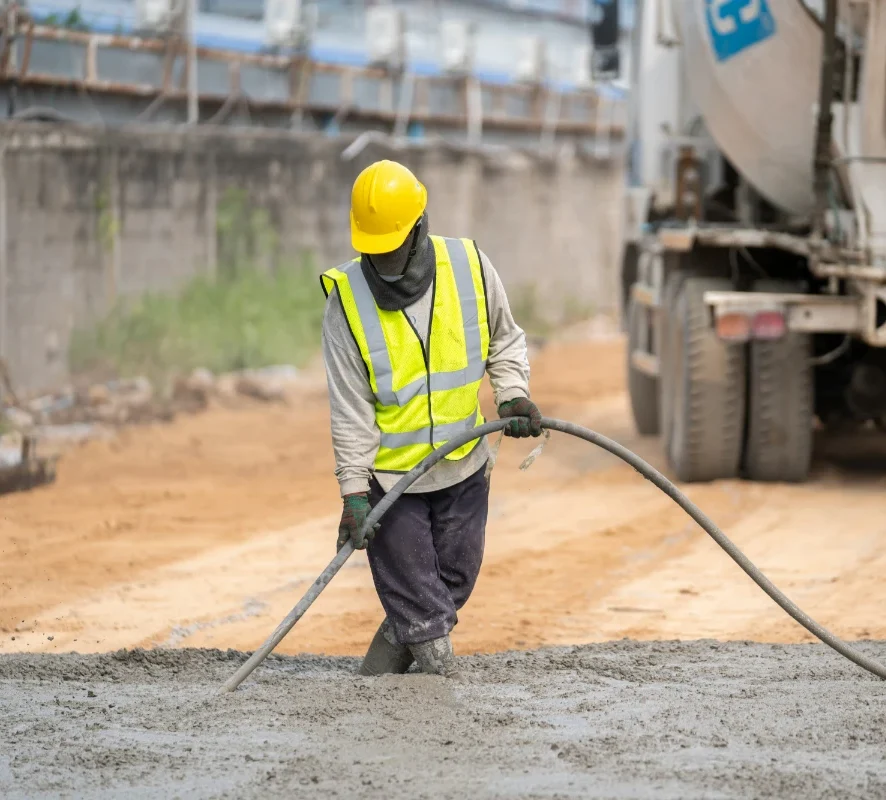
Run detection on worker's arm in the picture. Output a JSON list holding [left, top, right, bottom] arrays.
[[479, 250, 542, 437], [478, 250, 531, 405], [321, 290, 380, 498]]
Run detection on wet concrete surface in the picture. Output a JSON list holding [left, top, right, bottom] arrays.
[[2, 640, 886, 799]]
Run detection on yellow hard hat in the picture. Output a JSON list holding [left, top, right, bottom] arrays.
[[350, 160, 428, 254]]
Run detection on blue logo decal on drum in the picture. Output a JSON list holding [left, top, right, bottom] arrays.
[[706, 0, 776, 62]]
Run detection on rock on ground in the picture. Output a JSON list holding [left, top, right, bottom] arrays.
[[2, 640, 886, 799]]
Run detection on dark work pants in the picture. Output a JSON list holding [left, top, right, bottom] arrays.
[[366, 463, 490, 646]]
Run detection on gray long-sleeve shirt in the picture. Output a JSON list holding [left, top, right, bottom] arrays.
[[321, 249, 530, 496]]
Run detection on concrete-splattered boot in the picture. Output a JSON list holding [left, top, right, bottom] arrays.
[[408, 635, 463, 680], [358, 619, 415, 676]]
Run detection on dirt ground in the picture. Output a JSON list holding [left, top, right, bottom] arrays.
[[6, 332, 886, 799], [4, 334, 886, 660]]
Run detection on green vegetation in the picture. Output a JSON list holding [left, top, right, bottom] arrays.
[[95, 187, 119, 256], [510, 282, 597, 339], [71, 188, 325, 388], [510, 284, 554, 338], [42, 7, 89, 30], [69, 260, 324, 388], [216, 188, 279, 277], [561, 293, 597, 327]]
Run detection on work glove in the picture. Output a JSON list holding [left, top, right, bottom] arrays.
[[497, 397, 543, 438], [337, 492, 379, 551]]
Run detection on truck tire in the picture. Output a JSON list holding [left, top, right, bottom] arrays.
[[627, 294, 660, 436], [620, 243, 640, 330], [659, 269, 690, 457], [744, 281, 814, 482], [666, 277, 747, 482]]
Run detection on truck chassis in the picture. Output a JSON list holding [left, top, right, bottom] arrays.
[[627, 222, 886, 483]]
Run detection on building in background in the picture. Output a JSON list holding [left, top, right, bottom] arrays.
[[3, 0, 634, 148], [22, 0, 633, 85]]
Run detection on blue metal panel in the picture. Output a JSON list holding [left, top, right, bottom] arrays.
[[97, 48, 165, 87], [26, 39, 88, 78], [427, 83, 461, 117], [27, 0, 597, 89], [351, 75, 382, 112], [308, 72, 341, 107], [240, 63, 291, 103]]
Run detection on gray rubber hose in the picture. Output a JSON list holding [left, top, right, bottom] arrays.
[[222, 417, 886, 692]]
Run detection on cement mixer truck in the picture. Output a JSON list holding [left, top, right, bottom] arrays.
[[622, 0, 886, 483]]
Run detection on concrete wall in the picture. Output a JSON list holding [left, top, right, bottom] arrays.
[[0, 123, 624, 392]]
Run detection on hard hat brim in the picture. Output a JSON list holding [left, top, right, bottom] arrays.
[[350, 209, 425, 255]]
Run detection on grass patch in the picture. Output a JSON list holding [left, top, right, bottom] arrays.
[[510, 284, 554, 339], [70, 261, 325, 388], [509, 283, 596, 339]]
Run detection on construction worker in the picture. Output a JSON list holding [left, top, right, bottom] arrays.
[[320, 159, 542, 679]]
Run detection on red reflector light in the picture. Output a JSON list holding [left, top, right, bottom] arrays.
[[752, 310, 787, 340], [715, 312, 751, 343]]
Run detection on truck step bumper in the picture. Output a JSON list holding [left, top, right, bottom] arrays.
[[703, 291, 863, 341]]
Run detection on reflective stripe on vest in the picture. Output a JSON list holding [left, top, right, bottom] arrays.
[[320, 236, 490, 473]]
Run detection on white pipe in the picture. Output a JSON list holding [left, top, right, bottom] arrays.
[[466, 77, 483, 145], [539, 90, 561, 154], [187, 0, 198, 124], [393, 69, 415, 139]]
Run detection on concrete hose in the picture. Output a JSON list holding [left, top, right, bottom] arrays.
[[222, 417, 886, 693]]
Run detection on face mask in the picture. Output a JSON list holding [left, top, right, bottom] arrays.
[[368, 218, 423, 278]]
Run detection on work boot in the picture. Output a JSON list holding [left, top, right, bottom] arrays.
[[408, 635, 464, 680], [358, 619, 414, 676]]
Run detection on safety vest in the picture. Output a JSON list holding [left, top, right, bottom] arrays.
[[321, 235, 490, 473]]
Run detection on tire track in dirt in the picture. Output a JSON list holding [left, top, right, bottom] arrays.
[[4, 335, 886, 656]]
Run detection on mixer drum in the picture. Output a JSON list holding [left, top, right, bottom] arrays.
[[676, 0, 823, 216]]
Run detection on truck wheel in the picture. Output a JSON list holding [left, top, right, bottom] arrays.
[[620, 243, 640, 330], [659, 269, 689, 457], [627, 294, 660, 436], [666, 277, 747, 482], [744, 281, 813, 482]]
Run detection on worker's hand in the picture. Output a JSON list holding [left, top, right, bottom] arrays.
[[497, 397, 543, 438], [337, 492, 378, 551]]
